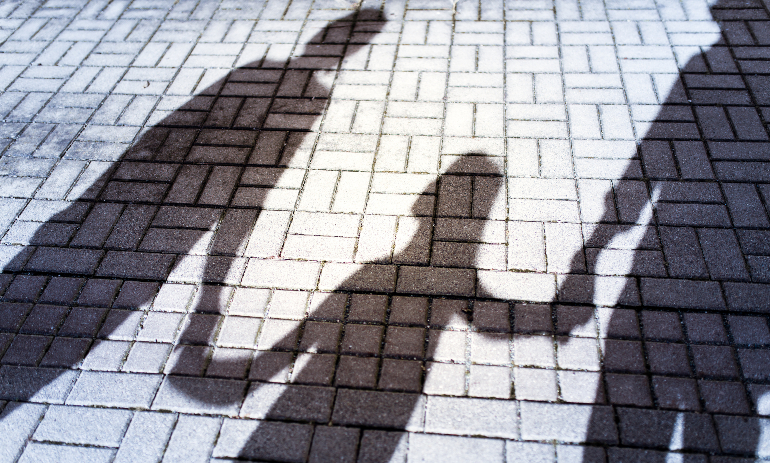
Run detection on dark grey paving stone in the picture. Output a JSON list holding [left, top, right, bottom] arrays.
[[332, 389, 425, 430], [240, 382, 335, 423], [617, 408, 719, 452], [25, 247, 103, 275], [308, 426, 359, 463], [713, 415, 767, 456], [213, 418, 313, 463], [97, 251, 175, 280], [358, 430, 408, 463], [606, 447, 706, 463]]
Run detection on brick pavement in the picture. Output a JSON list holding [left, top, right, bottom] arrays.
[[1, 0, 770, 461]]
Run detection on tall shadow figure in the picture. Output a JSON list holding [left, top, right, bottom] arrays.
[[556, 0, 770, 459], [0, 9, 394, 459]]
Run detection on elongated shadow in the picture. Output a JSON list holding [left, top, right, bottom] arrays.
[[0, 7, 386, 453], [556, 0, 770, 459]]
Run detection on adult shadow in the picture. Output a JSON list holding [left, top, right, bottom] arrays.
[[555, 0, 770, 459], [0, 8, 387, 459]]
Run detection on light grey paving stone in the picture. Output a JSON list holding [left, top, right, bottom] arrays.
[[212, 418, 314, 462], [80, 340, 131, 371], [114, 411, 176, 463], [162, 415, 221, 463], [239, 382, 335, 423], [425, 396, 518, 439], [556, 445, 606, 463], [506, 442, 554, 463], [0, 402, 46, 463], [332, 389, 425, 431], [66, 371, 161, 408], [33, 404, 132, 447], [519, 402, 617, 444], [18, 443, 114, 463], [152, 375, 247, 415], [407, 433, 505, 463], [0, 365, 79, 403]]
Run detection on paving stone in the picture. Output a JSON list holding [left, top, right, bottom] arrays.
[[33, 405, 132, 447], [408, 433, 505, 463], [114, 411, 176, 463], [163, 415, 221, 463], [17, 443, 114, 463], [520, 402, 617, 444], [0, 365, 78, 403], [332, 389, 424, 431], [308, 426, 360, 463], [240, 382, 334, 422], [66, 371, 161, 408], [358, 430, 408, 463], [506, 442, 554, 463], [617, 408, 719, 452], [213, 418, 313, 462], [425, 396, 518, 438], [1, 2, 770, 460], [0, 402, 46, 463], [152, 376, 247, 415]]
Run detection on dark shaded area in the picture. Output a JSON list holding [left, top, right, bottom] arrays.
[[555, 0, 770, 459], [0, 0, 769, 461]]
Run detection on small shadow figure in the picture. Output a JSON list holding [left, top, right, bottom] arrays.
[[206, 154, 505, 461]]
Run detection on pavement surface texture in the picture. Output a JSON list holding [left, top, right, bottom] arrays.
[[0, 0, 769, 461]]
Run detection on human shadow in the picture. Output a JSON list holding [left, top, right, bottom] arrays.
[[200, 154, 505, 461], [0, 9, 388, 459], [555, 0, 770, 459]]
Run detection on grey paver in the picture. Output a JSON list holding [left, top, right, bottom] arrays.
[[66, 371, 161, 408], [0, 366, 78, 403], [407, 433, 505, 463], [213, 418, 313, 462], [152, 376, 247, 415], [0, 402, 45, 463], [162, 415, 221, 463], [33, 404, 132, 447], [425, 396, 518, 439], [18, 443, 114, 463]]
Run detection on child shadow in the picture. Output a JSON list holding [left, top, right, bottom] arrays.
[[179, 153, 506, 461]]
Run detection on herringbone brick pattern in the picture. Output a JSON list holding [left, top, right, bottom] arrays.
[[0, 0, 769, 461]]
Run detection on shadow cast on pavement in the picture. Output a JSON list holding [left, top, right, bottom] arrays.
[[1, 0, 770, 461]]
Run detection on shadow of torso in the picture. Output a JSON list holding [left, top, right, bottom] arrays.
[[556, 0, 770, 459]]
